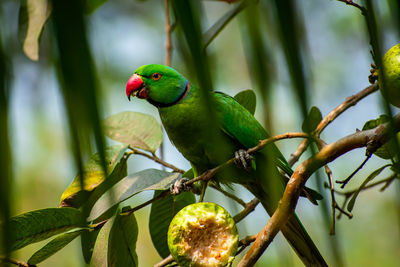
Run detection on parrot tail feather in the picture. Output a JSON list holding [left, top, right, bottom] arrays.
[[281, 213, 328, 267]]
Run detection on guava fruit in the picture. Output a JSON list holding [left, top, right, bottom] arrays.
[[167, 202, 238, 267], [380, 44, 400, 107]]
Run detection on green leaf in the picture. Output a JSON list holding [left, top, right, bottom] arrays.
[[347, 164, 392, 212], [103, 111, 163, 153], [88, 169, 181, 221], [234, 90, 257, 115], [18, 0, 51, 61], [81, 226, 101, 264], [8, 207, 85, 251], [362, 115, 397, 160], [60, 145, 128, 208], [27, 229, 85, 265], [301, 106, 323, 133], [51, 0, 108, 217], [108, 208, 139, 267], [203, 0, 254, 48], [149, 191, 195, 258], [90, 217, 114, 267]]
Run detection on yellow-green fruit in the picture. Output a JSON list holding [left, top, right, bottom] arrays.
[[167, 202, 238, 267], [381, 44, 400, 107]]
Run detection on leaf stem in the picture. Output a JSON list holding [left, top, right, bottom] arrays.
[[233, 198, 260, 223], [120, 190, 170, 216], [210, 184, 247, 207], [128, 146, 185, 173]]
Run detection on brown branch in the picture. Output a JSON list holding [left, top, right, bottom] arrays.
[[0, 256, 33, 267], [233, 198, 260, 223], [164, 0, 173, 66], [238, 112, 400, 266], [128, 146, 185, 174], [186, 132, 311, 186], [288, 83, 379, 166], [337, 0, 366, 13], [154, 255, 174, 267]]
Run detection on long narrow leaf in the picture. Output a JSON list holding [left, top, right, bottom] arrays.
[[203, 0, 254, 48], [51, 0, 107, 217], [27, 229, 85, 265], [347, 164, 392, 212], [8, 208, 86, 251], [271, 0, 309, 118], [0, 29, 13, 255]]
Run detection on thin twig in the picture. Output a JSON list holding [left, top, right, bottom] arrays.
[[332, 173, 397, 196], [128, 146, 185, 173], [333, 202, 353, 219], [199, 181, 208, 202], [120, 190, 170, 216], [186, 132, 311, 186], [0, 256, 33, 267], [154, 255, 174, 267], [164, 0, 173, 66], [324, 165, 337, 235], [288, 83, 379, 166], [337, 0, 366, 13], [336, 154, 372, 188], [210, 184, 247, 207], [233, 198, 260, 223], [236, 234, 257, 255]]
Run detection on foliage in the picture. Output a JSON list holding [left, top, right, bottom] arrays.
[[1, 0, 400, 266]]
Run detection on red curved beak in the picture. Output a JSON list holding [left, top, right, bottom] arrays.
[[126, 74, 148, 100]]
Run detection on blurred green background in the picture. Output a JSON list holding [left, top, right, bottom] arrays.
[[1, 0, 400, 266]]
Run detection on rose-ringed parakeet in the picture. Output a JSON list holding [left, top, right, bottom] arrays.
[[126, 64, 327, 266]]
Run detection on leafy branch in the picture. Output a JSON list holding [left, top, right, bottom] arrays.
[[237, 112, 400, 266]]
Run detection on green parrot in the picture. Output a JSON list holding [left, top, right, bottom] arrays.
[[126, 64, 327, 266]]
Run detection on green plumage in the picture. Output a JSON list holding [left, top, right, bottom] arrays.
[[129, 64, 327, 266]]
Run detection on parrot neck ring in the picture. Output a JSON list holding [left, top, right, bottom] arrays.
[[147, 81, 191, 108]]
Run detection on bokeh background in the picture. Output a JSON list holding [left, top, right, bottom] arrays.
[[1, 0, 400, 266]]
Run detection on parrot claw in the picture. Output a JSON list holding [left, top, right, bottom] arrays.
[[170, 178, 191, 195], [234, 149, 253, 171]]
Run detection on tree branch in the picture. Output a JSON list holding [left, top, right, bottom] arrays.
[[288, 83, 378, 166], [186, 132, 311, 186], [238, 112, 400, 266]]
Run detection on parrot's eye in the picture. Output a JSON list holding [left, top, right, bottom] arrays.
[[152, 73, 162, 80]]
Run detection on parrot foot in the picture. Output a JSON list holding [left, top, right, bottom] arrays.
[[170, 178, 191, 195], [234, 149, 253, 171]]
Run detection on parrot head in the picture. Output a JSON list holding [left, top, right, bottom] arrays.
[[126, 64, 189, 107]]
